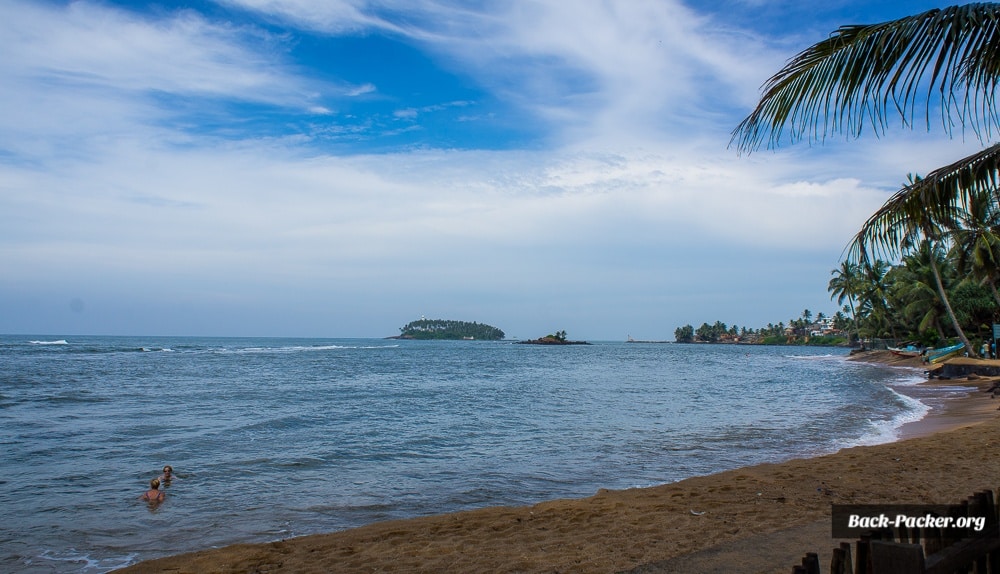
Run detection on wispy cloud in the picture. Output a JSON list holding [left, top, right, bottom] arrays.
[[1, 2, 317, 103], [221, 0, 783, 143]]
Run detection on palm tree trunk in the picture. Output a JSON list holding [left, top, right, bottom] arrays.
[[848, 298, 861, 348], [928, 251, 976, 357], [989, 281, 1000, 308]]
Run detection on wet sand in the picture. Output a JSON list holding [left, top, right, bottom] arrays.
[[115, 351, 1000, 573]]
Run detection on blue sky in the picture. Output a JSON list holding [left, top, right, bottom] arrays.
[[0, 0, 981, 339]]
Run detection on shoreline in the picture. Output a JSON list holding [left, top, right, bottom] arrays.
[[115, 351, 1000, 573], [847, 350, 1000, 440]]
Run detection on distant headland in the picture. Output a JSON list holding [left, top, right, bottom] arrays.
[[387, 318, 505, 341]]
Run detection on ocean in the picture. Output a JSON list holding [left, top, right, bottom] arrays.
[[0, 335, 951, 572]]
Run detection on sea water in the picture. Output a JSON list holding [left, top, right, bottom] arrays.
[[0, 336, 939, 572]]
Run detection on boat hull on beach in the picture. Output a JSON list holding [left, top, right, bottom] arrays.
[[925, 343, 965, 364]]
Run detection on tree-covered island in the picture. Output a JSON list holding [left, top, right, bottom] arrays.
[[519, 330, 591, 345], [391, 319, 505, 340]]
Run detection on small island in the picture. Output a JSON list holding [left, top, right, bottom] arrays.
[[519, 330, 590, 345], [389, 318, 505, 341]]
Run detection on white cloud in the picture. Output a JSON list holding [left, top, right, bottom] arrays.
[[0, 0, 372, 163], [0, 2, 315, 103], [218, 0, 402, 33], [345, 83, 377, 97]]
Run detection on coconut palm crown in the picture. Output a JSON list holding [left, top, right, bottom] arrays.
[[732, 4, 1000, 243]]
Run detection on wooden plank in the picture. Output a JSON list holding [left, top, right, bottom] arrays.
[[923, 526, 1000, 574], [870, 541, 925, 574], [924, 526, 943, 556]]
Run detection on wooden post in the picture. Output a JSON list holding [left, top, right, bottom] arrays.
[[832, 545, 854, 574], [840, 542, 854, 574], [801, 552, 821, 574], [988, 489, 1000, 574], [969, 493, 988, 574], [856, 535, 872, 574]]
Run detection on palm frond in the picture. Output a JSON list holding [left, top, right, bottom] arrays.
[[732, 3, 1000, 153], [846, 142, 1000, 262]]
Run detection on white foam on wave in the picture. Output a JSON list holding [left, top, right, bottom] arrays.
[[846, 387, 931, 447], [34, 549, 138, 572], [29, 339, 68, 345], [884, 370, 929, 387], [235, 344, 400, 354]]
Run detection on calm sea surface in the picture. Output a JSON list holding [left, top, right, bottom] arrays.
[[0, 336, 951, 572]]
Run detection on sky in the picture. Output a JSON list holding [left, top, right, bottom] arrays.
[[0, 0, 984, 340]]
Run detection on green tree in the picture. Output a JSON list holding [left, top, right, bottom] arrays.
[[833, 310, 851, 333], [889, 244, 951, 342], [674, 324, 695, 343], [829, 262, 862, 340], [695, 322, 717, 343], [855, 260, 894, 339], [952, 187, 1000, 307]]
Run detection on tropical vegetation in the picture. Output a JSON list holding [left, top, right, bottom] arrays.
[[673, 310, 849, 345], [397, 319, 505, 340], [731, 3, 1000, 356]]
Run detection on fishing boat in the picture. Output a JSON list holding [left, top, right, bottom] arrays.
[[887, 343, 922, 357], [924, 343, 965, 364]]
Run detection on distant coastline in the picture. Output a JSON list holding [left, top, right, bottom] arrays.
[[626, 336, 670, 344]]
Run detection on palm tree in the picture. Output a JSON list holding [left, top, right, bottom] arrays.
[[952, 187, 1000, 306], [851, 179, 976, 353], [891, 244, 951, 341], [891, 175, 976, 354], [855, 259, 895, 340], [833, 310, 851, 333], [828, 261, 863, 344], [732, 4, 1000, 354]]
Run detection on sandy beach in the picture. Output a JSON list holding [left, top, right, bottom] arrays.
[[115, 351, 1000, 574]]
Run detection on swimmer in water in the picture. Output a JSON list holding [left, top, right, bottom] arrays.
[[141, 478, 165, 505]]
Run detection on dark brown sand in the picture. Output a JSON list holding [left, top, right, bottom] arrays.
[[115, 351, 1000, 574]]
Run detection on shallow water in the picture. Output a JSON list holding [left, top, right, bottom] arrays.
[[0, 336, 930, 572]]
